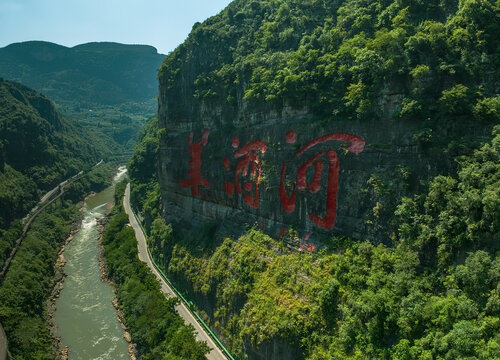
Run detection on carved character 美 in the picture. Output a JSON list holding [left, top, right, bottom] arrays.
[[178, 129, 211, 197]]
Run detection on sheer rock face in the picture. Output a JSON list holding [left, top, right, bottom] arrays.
[[157, 76, 442, 244], [156, 43, 493, 360], [156, 81, 438, 359]]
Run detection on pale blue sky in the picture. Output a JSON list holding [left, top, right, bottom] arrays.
[[0, 0, 233, 54]]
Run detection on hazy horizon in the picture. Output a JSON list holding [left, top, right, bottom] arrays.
[[0, 39, 169, 54], [0, 0, 233, 55]]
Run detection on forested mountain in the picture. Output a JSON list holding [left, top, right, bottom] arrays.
[[0, 79, 117, 359], [0, 41, 165, 105], [129, 0, 500, 359], [0, 78, 100, 228], [157, 0, 499, 242], [0, 40, 166, 153]]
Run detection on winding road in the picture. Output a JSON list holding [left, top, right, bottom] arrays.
[[123, 184, 228, 360], [0, 167, 91, 281]]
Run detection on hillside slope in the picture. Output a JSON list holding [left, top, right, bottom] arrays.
[[0, 78, 100, 228], [0, 79, 124, 359], [0, 40, 166, 155]]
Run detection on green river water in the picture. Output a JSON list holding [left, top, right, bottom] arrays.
[[53, 166, 129, 359]]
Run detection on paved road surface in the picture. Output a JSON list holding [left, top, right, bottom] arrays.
[[123, 184, 227, 360]]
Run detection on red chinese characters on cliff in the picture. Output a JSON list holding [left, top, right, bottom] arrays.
[[224, 136, 267, 208], [176, 128, 365, 230], [178, 129, 211, 197], [280, 131, 365, 229]]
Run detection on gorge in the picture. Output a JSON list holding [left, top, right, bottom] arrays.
[[0, 0, 499, 359]]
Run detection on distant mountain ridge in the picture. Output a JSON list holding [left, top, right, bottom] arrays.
[[0, 41, 166, 104]]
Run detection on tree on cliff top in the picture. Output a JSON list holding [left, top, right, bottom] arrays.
[[159, 0, 499, 125]]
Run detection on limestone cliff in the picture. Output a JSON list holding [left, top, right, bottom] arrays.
[[157, 0, 498, 246], [154, 1, 499, 358], [157, 75, 492, 246]]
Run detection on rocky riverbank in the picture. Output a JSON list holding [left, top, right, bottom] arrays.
[[47, 205, 84, 360], [97, 216, 138, 360], [47, 192, 129, 360]]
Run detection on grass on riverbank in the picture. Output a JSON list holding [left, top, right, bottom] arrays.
[[0, 201, 81, 359], [99, 181, 210, 359], [0, 164, 113, 359]]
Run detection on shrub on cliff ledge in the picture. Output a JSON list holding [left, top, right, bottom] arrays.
[[132, 126, 500, 359]]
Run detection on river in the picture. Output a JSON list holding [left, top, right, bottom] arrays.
[[53, 166, 130, 359]]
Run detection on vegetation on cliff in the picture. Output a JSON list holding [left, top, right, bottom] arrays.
[[132, 118, 499, 358], [131, 0, 500, 357], [160, 0, 499, 124], [101, 183, 209, 359], [127, 116, 162, 229]]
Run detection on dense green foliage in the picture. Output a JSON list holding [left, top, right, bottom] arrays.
[[0, 203, 78, 359], [0, 162, 113, 268], [160, 0, 499, 160], [0, 78, 102, 228], [0, 163, 112, 359], [143, 127, 500, 359], [127, 116, 162, 229], [395, 126, 500, 268], [128, 116, 159, 184], [101, 187, 209, 359], [131, 0, 500, 358]]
